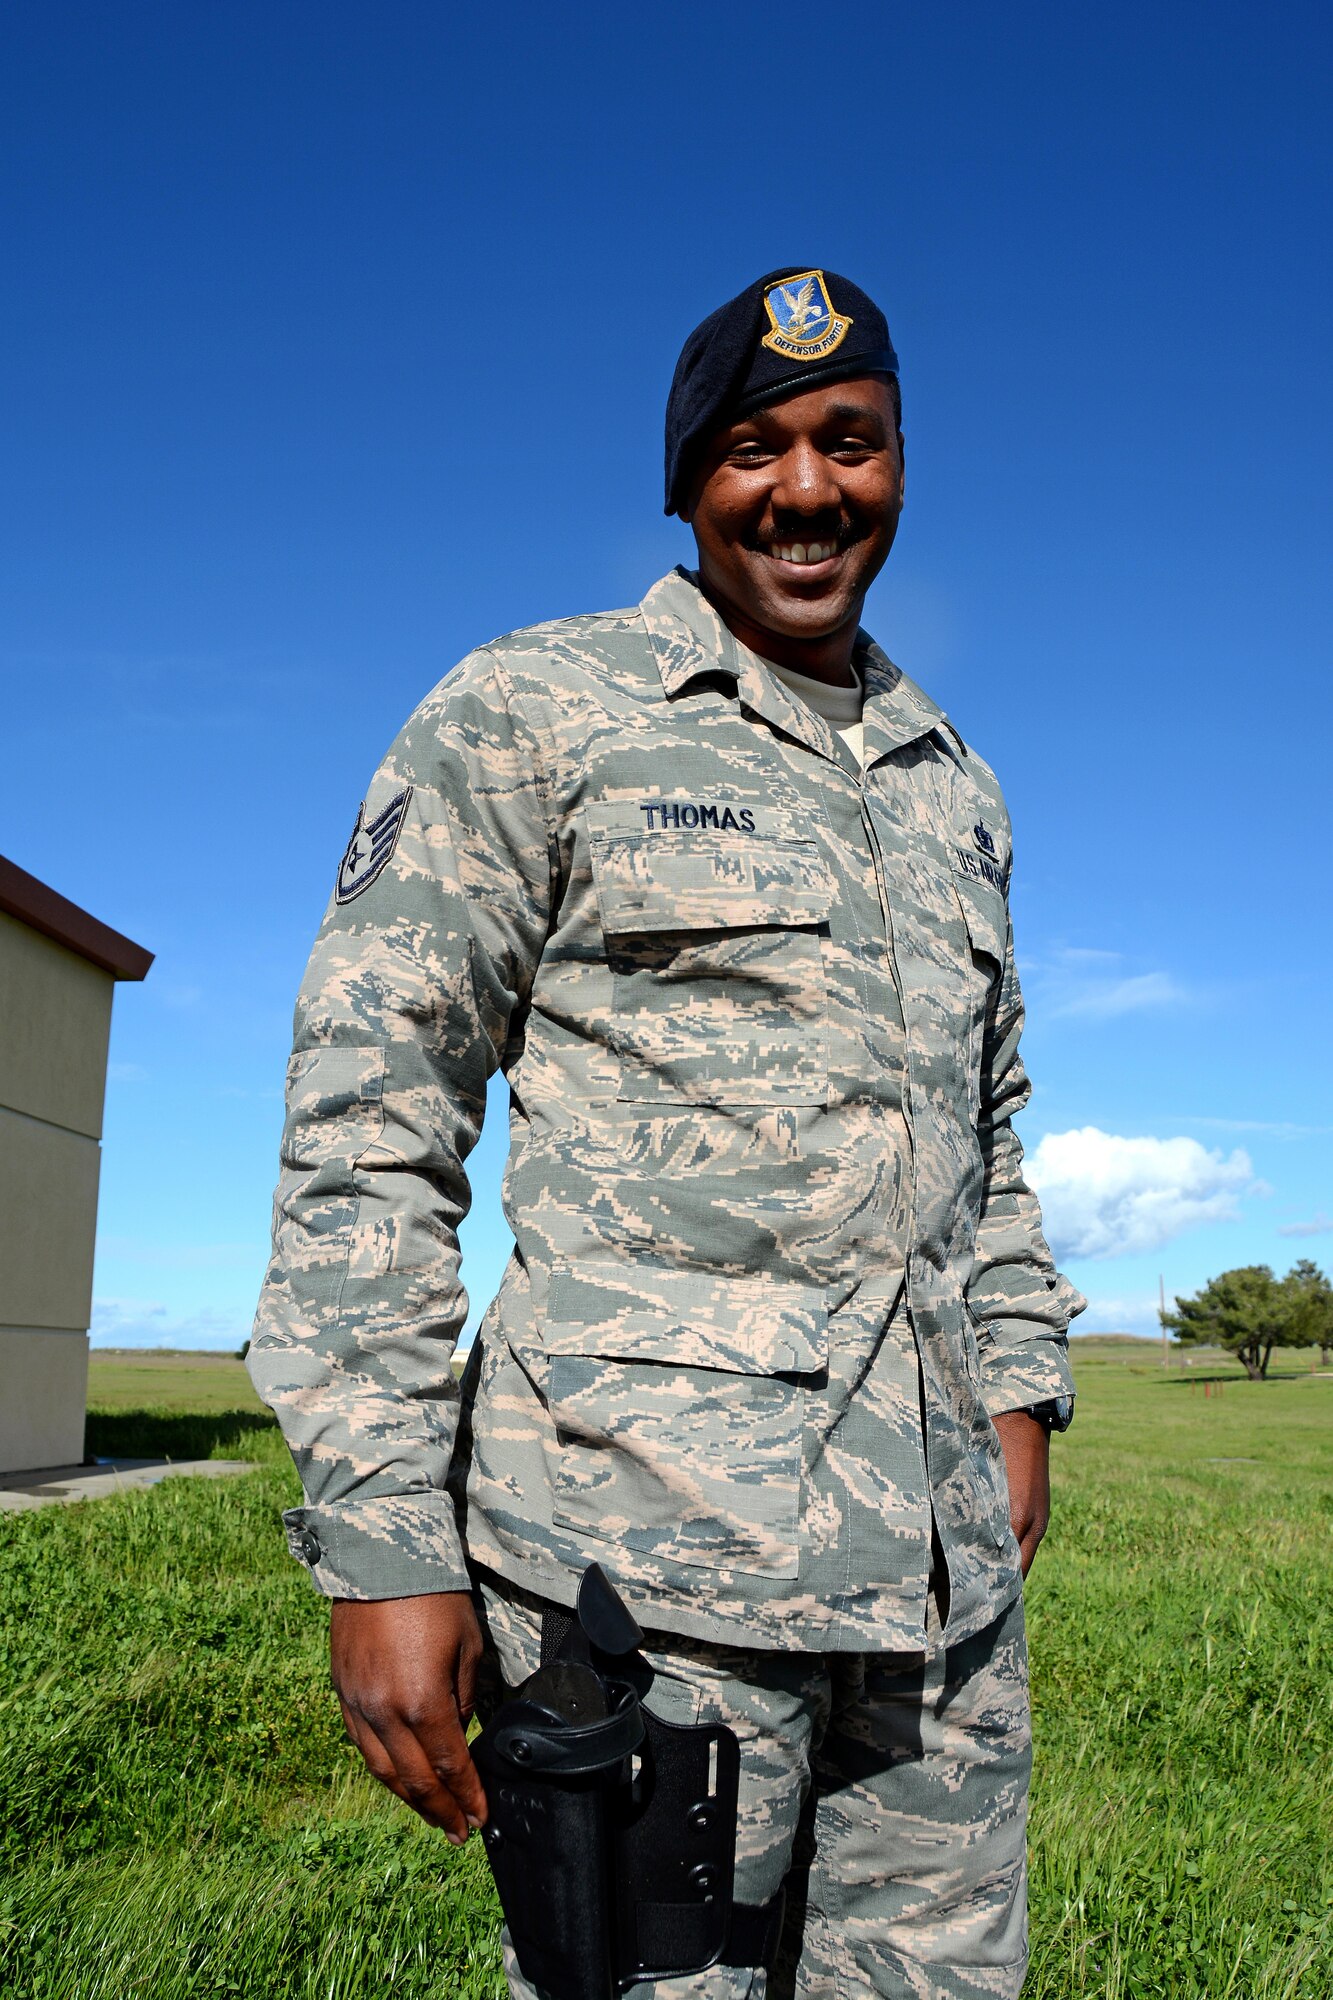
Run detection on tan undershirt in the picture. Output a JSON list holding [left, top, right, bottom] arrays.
[[762, 656, 866, 769]]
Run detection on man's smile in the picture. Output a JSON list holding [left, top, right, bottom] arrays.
[[764, 538, 842, 568]]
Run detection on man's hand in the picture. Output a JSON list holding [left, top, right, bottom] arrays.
[[991, 1410, 1051, 1576], [330, 1591, 487, 1842]]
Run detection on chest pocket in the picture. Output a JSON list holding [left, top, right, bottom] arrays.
[[587, 800, 836, 1107], [952, 873, 1008, 1120]]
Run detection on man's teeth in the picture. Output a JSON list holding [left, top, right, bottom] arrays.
[[770, 541, 838, 565]]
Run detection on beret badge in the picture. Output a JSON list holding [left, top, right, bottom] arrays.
[[760, 270, 852, 363]]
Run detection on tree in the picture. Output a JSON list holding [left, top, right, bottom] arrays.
[[1162, 1264, 1296, 1380], [1282, 1259, 1333, 1368]]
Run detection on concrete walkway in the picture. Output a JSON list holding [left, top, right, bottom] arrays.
[[0, 1457, 255, 1512]]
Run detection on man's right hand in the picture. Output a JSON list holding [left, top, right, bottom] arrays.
[[330, 1591, 488, 1843]]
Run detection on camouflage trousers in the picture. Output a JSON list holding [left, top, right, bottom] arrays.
[[474, 1571, 1031, 2000]]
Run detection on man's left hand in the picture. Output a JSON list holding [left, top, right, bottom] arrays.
[[991, 1410, 1051, 1576]]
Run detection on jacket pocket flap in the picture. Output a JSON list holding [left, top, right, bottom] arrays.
[[543, 1266, 827, 1375], [587, 810, 836, 935], [953, 876, 1008, 970]]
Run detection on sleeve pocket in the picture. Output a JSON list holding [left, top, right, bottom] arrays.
[[281, 1047, 386, 1170]]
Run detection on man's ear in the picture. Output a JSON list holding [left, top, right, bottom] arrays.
[[897, 430, 906, 507], [675, 470, 701, 527]]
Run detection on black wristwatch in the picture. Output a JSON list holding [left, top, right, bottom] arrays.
[[1024, 1397, 1074, 1434]]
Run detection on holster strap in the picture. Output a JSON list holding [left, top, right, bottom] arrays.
[[490, 1695, 644, 1777], [633, 1888, 783, 1975]]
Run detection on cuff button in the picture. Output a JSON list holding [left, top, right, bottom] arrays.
[[299, 1528, 323, 1566]]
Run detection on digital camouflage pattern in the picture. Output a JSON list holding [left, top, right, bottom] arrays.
[[477, 1568, 1032, 2000], [249, 566, 1082, 1649]]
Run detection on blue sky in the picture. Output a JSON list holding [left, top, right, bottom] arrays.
[[4, 1, 1330, 1349]]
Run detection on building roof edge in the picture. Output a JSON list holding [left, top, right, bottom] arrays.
[[0, 856, 154, 981]]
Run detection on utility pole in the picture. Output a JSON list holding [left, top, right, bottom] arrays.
[[1160, 1273, 1168, 1369]]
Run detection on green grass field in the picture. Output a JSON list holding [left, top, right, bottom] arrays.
[[0, 1343, 1329, 1998]]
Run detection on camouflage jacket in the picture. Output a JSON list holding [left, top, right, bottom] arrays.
[[249, 568, 1082, 1650]]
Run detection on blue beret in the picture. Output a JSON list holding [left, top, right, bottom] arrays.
[[664, 267, 899, 515]]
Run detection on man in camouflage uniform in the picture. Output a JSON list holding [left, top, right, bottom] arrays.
[[249, 266, 1082, 1998]]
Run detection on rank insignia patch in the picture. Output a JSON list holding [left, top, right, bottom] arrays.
[[336, 787, 412, 904], [973, 820, 997, 858], [761, 270, 852, 362]]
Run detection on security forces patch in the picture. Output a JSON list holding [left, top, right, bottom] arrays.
[[761, 270, 852, 362], [336, 787, 412, 904]]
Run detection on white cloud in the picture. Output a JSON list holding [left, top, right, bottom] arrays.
[[1052, 946, 1121, 965], [90, 1298, 249, 1350], [1029, 948, 1188, 1023], [1072, 1291, 1166, 1337], [1026, 1127, 1254, 1261], [1278, 1212, 1333, 1239], [1049, 970, 1186, 1020]]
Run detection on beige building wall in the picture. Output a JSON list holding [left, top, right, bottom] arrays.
[[0, 1329, 91, 1472], [0, 912, 117, 1474], [0, 1105, 102, 1327], [0, 910, 115, 1137]]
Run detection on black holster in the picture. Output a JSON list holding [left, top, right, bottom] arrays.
[[473, 1565, 781, 1999]]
